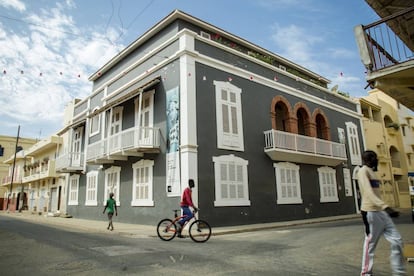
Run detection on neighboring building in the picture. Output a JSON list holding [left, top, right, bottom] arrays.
[[55, 99, 84, 216], [358, 89, 413, 209], [58, 10, 365, 227], [354, 1, 414, 109], [0, 135, 37, 210], [2, 135, 64, 213]]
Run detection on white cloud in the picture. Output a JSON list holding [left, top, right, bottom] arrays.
[[271, 23, 323, 68], [0, 1, 123, 135], [327, 48, 355, 59], [270, 22, 366, 96], [0, 0, 26, 12]]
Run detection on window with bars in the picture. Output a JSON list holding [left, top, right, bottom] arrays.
[[274, 162, 303, 204], [318, 166, 339, 202], [214, 81, 244, 151], [131, 159, 154, 206], [213, 155, 250, 206], [85, 171, 98, 206]]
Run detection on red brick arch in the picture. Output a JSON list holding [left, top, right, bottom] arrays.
[[270, 95, 295, 132], [312, 108, 331, 140], [293, 102, 314, 136]]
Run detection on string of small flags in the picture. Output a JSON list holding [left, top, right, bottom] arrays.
[[2, 69, 84, 79], [2, 63, 346, 83]]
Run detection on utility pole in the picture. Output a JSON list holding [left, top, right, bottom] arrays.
[[18, 151, 26, 212], [6, 125, 20, 212]]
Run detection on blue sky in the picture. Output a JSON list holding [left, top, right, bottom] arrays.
[[0, 0, 379, 139]]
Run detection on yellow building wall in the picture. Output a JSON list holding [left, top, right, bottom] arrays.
[[0, 135, 38, 206], [363, 89, 412, 208]]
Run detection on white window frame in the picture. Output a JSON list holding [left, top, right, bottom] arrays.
[[131, 159, 154, 206], [214, 81, 244, 151], [318, 166, 339, 202], [213, 154, 250, 207], [85, 171, 98, 206], [104, 166, 121, 206], [135, 90, 154, 127], [72, 126, 83, 167], [345, 122, 362, 165], [135, 90, 154, 144], [274, 162, 303, 204], [89, 109, 100, 137], [68, 174, 80, 205]]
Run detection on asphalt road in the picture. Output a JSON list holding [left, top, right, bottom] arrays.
[[0, 213, 413, 275]]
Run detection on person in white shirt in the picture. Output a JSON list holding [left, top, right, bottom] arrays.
[[357, 150, 406, 275]]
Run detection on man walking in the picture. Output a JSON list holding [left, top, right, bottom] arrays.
[[103, 192, 117, 231], [357, 150, 406, 275]]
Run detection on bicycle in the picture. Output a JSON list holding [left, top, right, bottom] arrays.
[[156, 209, 212, 243]]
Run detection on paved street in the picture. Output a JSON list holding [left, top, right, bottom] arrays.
[[0, 211, 413, 275]]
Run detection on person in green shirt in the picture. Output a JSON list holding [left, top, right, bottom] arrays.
[[103, 192, 117, 231]]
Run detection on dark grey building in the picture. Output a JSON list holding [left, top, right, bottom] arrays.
[[57, 10, 364, 227]]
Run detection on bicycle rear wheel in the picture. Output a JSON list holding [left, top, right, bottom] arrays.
[[156, 219, 176, 241], [189, 219, 211, 243]]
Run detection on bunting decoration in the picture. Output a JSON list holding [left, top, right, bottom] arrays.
[[0, 68, 85, 80]]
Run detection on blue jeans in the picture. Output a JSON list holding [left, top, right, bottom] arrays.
[[178, 206, 193, 226]]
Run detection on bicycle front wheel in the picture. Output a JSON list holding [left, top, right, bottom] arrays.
[[156, 219, 177, 241], [189, 219, 211, 243]]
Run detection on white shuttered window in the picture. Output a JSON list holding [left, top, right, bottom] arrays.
[[214, 81, 244, 151], [213, 155, 250, 206], [318, 166, 339, 202], [274, 162, 303, 204]]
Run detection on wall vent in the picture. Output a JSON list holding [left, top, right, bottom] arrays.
[[200, 31, 211, 39]]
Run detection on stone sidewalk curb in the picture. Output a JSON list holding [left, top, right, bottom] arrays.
[[0, 210, 362, 239]]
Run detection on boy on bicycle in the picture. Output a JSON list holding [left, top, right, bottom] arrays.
[[177, 179, 197, 237]]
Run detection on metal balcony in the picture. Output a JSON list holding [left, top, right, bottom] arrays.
[[354, 5, 414, 109], [264, 129, 347, 166]]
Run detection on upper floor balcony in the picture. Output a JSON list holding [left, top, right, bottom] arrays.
[[354, 5, 414, 109], [86, 126, 161, 164], [264, 129, 347, 166], [55, 152, 84, 173], [1, 175, 22, 186], [22, 160, 57, 182]]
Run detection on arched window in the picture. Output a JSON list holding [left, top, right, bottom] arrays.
[[383, 115, 394, 128], [293, 103, 312, 136], [313, 109, 330, 140], [316, 114, 328, 139], [297, 108, 310, 136], [275, 102, 289, 131]]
